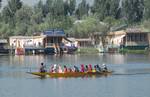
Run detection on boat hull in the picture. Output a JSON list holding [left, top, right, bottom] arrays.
[[27, 71, 112, 78]]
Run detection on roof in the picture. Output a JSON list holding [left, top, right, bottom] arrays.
[[63, 37, 76, 43], [109, 30, 126, 36], [75, 38, 92, 42], [126, 28, 150, 33], [93, 32, 105, 35], [9, 36, 45, 39], [42, 29, 66, 37]]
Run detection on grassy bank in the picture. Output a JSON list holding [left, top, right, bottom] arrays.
[[76, 47, 99, 54], [119, 49, 148, 54]]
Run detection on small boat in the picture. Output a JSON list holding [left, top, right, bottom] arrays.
[[27, 71, 113, 78]]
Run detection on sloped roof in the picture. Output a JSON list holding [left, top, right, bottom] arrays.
[[126, 27, 150, 33], [42, 29, 66, 37], [75, 38, 92, 42], [9, 36, 45, 39], [109, 30, 126, 35]]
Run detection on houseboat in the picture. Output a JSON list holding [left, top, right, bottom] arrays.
[[92, 28, 150, 53], [42, 29, 66, 54], [0, 39, 9, 54], [123, 28, 150, 50], [9, 36, 45, 55], [9, 29, 78, 55]]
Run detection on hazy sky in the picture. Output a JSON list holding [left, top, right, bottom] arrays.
[[1, 0, 93, 8]]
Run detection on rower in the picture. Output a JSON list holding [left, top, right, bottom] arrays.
[[39, 62, 46, 73]]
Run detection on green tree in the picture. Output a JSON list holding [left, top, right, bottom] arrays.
[[53, 0, 64, 16], [92, 0, 121, 20], [144, 0, 150, 19], [71, 16, 99, 37], [2, 0, 22, 27], [33, 0, 44, 24], [68, 0, 76, 15], [64, 1, 69, 16], [0, 0, 2, 8], [15, 5, 33, 35], [44, 0, 53, 16], [124, 0, 144, 23], [76, 0, 89, 19]]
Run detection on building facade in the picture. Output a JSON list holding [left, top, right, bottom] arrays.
[[92, 28, 150, 52]]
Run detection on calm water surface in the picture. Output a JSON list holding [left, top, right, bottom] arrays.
[[0, 53, 150, 97]]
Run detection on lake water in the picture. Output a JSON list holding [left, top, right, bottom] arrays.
[[0, 53, 150, 97]]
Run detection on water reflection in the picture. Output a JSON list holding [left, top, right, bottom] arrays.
[[0, 54, 150, 97]]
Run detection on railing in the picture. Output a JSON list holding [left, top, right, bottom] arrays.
[[126, 41, 149, 46]]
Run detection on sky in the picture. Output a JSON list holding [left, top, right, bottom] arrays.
[[1, 0, 93, 8]]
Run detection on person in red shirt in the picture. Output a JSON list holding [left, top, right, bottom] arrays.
[[80, 64, 85, 72], [88, 64, 92, 72], [63, 65, 68, 73]]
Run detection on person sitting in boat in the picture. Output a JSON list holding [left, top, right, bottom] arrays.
[[85, 65, 89, 72], [68, 68, 73, 72], [92, 65, 96, 72], [102, 63, 108, 72], [49, 65, 54, 73], [40, 63, 46, 73], [88, 64, 92, 72], [80, 64, 85, 72], [63, 65, 68, 73], [73, 65, 79, 72], [96, 64, 102, 72], [58, 65, 63, 73], [52, 64, 57, 73]]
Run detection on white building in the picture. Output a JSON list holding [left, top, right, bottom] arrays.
[[9, 36, 45, 48]]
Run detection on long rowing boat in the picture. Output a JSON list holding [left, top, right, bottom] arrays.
[[27, 71, 113, 78]]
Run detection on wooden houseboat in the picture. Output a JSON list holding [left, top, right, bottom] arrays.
[[42, 29, 66, 54]]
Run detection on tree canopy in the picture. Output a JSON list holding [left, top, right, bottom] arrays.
[[0, 0, 150, 38]]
